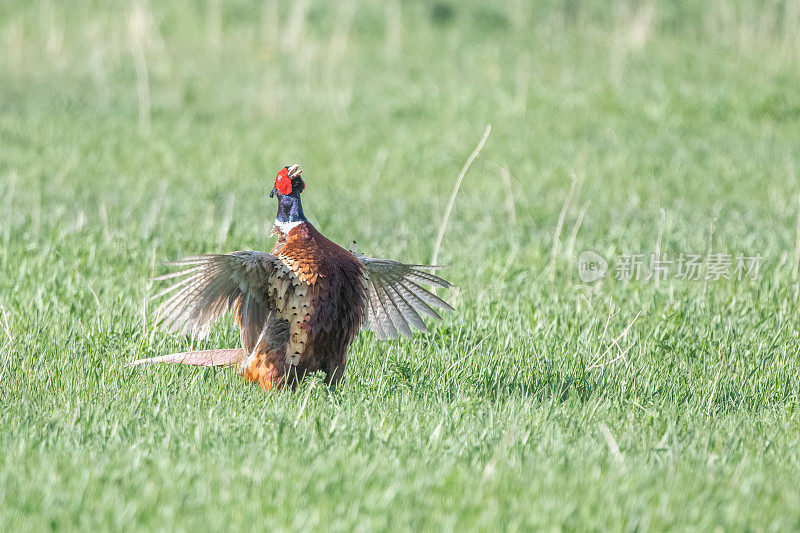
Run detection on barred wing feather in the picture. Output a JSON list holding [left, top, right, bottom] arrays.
[[152, 251, 287, 346], [357, 256, 454, 340]]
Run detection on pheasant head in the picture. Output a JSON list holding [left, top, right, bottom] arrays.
[[270, 164, 306, 233]]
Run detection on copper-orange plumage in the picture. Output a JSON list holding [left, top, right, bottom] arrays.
[[129, 165, 453, 389]]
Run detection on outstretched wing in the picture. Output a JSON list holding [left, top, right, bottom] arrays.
[[356, 256, 454, 340], [152, 251, 296, 353]]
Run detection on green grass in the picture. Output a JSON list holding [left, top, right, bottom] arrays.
[[2, 0, 800, 530]]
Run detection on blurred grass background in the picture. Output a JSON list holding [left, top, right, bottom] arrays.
[[1, 0, 800, 530]]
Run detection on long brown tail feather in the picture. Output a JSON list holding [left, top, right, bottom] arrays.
[[126, 348, 244, 368]]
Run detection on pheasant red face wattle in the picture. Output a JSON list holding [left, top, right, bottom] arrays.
[[275, 168, 292, 195], [270, 165, 305, 198]]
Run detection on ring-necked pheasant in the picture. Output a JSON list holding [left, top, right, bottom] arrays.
[[129, 165, 454, 389]]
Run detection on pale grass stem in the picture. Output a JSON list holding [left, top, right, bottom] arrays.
[[43, 1, 63, 60], [146, 242, 158, 347], [98, 202, 110, 241], [55, 157, 80, 186], [261, 2, 279, 45], [207, 0, 221, 48], [385, 0, 401, 58], [58, 210, 87, 239], [293, 380, 315, 427], [653, 208, 666, 287], [599, 423, 627, 474], [285, 0, 309, 52], [432, 124, 491, 267], [3, 171, 16, 247], [586, 390, 607, 423], [549, 172, 579, 282], [587, 310, 642, 371], [566, 200, 589, 276], [513, 53, 529, 113], [217, 194, 235, 248], [7, 17, 23, 73], [128, 3, 151, 135], [792, 192, 800, 281], [141, 293, 148, 343], [499, 165, 517, 227], [610, 2, 656, 85], [73, 269, 104, 319], [32, 183, 41, 238], [329, 3, 355, 65], [702, 218, 716, 294], [628, 3, 656, 50], [369, 149, 388, 186], [531, 342, 543, 373], [594, 299, 616, 362], [377, 347, 393, 397], [591, 341, 634, 371], [438, 332, 493, 385], [630, 400, 656, 417], [706, 343, 726, 420], [141, 183, 167, 239], [0, 304, 13, 347]]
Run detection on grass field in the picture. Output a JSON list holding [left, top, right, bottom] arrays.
[[2, 0, 800, 530]]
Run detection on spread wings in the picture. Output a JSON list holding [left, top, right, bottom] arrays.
[[152, 250, 455, 347], [151, 251, 296, 353], [356, 256, 454, 340]]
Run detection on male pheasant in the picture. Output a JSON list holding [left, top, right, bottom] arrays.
[[129, 165, 454, 389]]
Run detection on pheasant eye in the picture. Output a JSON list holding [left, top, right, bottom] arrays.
[[276, 168, 292, 195]]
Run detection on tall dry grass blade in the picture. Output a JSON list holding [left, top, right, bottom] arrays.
[[702, 218, 716, 294], [599, 423, 627, 474], [370, 149, 388, 185], [329, 2, 356, 65], [385, 1, 402, 57], [706, 343, 726, 420], [0, 303, 12, 386], [43, 1, 63, 60], [293, 380, 316, 427], [0, 304, 13, 347], [438, 332, 492, 385], [7, 17, 24, 73], [207, 0, 221, 48], [73, 268, 104, 319], [432, 124, 491, 266], [793, 193, 800, 281], [3, 171, 16, 248], [217, 194, 235, 248], [285, 0, 308, 52], [588, 310, 642, 370], [566, 200, 589, 276], [549, 174, 578, 282], [261, 2, 279, 44], [499, 165, 516, 227], [514, 53, 529, 113], [98, 201, 110, 241], [128, 3, 151, 135], [653, 207, 666, 287]]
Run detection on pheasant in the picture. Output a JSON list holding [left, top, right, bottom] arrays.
[[129, 165, 454, 389]]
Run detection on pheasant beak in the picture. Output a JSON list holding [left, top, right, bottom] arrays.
[[269, 185, 277, 198]]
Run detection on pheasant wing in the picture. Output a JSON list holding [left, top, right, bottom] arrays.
[[152, 251, 292, 349], [357, 256, 454, 340]]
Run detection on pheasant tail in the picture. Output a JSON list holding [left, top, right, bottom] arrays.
[[126, 348, 244, 367]]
